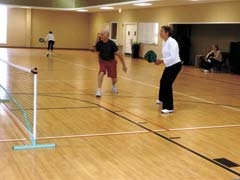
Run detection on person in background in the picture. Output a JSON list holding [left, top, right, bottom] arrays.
[[90, 32, 101, 51], [95, 30, 127, 97], [95, 32, 101, 45], [155, 25, 182, 114], [45, 31, 55, 57], [202, 44, 222, 72]]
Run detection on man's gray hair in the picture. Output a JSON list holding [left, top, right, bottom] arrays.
[[101, 29, 109, 37]]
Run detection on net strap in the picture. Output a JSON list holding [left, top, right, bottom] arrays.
[[0, 58, 37, 74]]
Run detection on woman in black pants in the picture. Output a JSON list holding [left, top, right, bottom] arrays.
[[45, 31, 55, 57], [155, 25, 182, 114], [202, 44, 222, 72]]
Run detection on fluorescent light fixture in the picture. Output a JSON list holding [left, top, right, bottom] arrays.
[[100, 6, 114, 10], [133, 3, 152, 6], [77, 9, 88, 12]]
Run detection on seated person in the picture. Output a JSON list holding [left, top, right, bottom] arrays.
[[201, 44, 222, 72]]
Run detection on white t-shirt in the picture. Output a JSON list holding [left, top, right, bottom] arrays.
[[162, 37, 181, 67], [45, 33, 55, 41]]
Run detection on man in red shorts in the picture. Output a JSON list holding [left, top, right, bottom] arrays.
[[95, 30, 127, 97]]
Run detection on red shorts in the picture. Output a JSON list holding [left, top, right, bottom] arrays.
[[99, 59, 117, 78]]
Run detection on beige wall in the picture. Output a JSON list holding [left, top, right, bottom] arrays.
[[3, 8, 90, 49], [31, 9, 90, 49], [89, 1, 240, 59], [7, 8, 27, 47], [2, 1, 240, 60]]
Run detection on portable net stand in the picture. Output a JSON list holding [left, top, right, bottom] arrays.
[[0, 58, 55, 150], [0, 92, 10, 103]]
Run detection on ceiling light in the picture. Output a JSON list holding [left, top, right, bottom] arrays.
[[100, 6, 114, 10], [133, 3, 152, 6], [77, 9, 88, 12]]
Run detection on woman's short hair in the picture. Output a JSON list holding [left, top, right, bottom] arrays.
[[161, 25, 173, 36]]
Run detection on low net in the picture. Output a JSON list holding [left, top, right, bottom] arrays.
[[0, 58, 55, 150]]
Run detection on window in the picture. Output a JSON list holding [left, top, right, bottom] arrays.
[[0, 6, 7, 44], [138, 22, 159, 45], [110, 22, 117, 40]]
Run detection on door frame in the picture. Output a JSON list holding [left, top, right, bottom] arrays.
[[123, 22, 138, 55]]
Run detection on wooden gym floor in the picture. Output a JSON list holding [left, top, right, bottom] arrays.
[[0, 48, 240, 180]]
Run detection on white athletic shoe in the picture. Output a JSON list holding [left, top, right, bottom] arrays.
[[156, 100, 162, 104], [161, 109, 174, 114], [112, 86, 118, 94], [96, 89, 102, 97]]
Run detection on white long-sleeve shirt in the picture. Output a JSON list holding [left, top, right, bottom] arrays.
[[162, 37, 181, 67], [45, 33, 55, 41]]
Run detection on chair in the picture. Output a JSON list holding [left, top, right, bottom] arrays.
[[215, 52, 230, 72]]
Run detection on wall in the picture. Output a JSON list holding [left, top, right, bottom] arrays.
[[31, 9, 90, 49], [89, 1, 240, 60], [7, 8, 27, 47], [2, 1, 240, 59], [3, 8, 90, 49]]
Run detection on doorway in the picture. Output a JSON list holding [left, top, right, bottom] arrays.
[[124, 23, 138, 54]]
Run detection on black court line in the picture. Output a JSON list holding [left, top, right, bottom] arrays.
[[105, 105, 240, 177], [16, 91, 240, 109], [39, 94, 240, 177], [38, 92, 240, 109], [38, 106, 99, 110], [8, 106, 99, 111]]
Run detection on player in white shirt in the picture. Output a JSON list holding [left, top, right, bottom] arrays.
[[155, 25, 182, 114], [45, 31, 55, 57]]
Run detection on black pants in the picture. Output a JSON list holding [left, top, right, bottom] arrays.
[[158, 62, 182, 110], [48, 40, 55, 51], [202, 58, 220, 70]]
